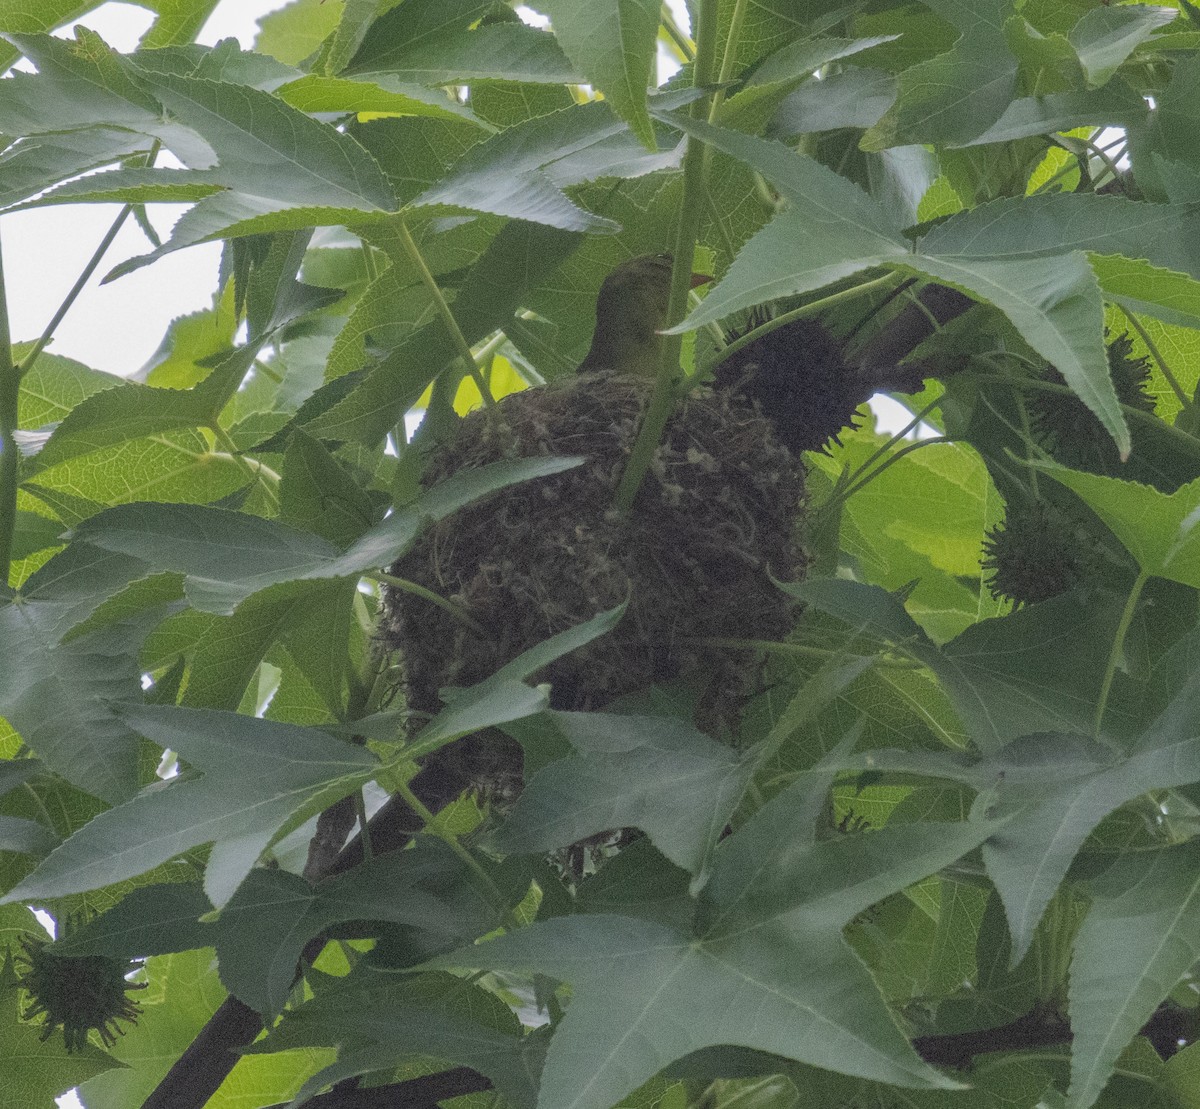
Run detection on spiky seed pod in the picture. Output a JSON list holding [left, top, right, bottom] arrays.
[[382, 371, 807, 736], [713, 315, 870, 455], [1030, 333, 1155, 474], [981, 500, 1092, 607], [16, 929, 145, 1051]]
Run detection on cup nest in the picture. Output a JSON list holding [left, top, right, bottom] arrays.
[[381, 371, 808, 731]]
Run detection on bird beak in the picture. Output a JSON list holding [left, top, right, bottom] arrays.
[[690, 273, 713, 289]]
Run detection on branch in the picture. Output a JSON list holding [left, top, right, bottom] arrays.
[[141, 747, 480, 1108], [912, 1002, 1195, 1069], [262, 1068, 493, 1108]]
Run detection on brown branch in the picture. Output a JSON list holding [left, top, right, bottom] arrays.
[[913, 1002, 1196, 1070], [262, 1068, 493, 1108], [141, 745, 480, 1109]]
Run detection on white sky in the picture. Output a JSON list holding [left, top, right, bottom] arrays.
[[6, 1, 289, 377]]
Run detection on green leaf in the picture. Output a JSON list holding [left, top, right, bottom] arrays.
[[278, 429, 377, 546], [320, 0, 377, 75], [258, 966, 541, 1108], [904, 253, 1128, 458], [16, 349, 119, 429], [346, 19, 578, 85], [274, 74, 483, 125], [861, 0, 1019, 150], [0, 29, 165, 139], [789, 579, 1124, 749], [127, 69, 396, 211], [769, 68, 898, 136], [1069, 843, 1200, 1109], [342, 0, 495, 76], [138, 289, 239, 390], [215, 841, 499, 1017], [493, 711, 754, 875], [8, 166, 224, 211], [526, 0, 660, 149], [746, 36, 899, 90], [0, 128, 152, 211], [29, 428, 252, 508], [51, 881, 215, 959], [21, 346, 255, 476], [1090, 254, 1200, 331], [0, 814, 57, 855], [0, 546, 161, 804], [413, 101, 683, 231], [304, 220, 582, 444], [0, 0, 99, 34], [1033, 466, 1200, 585], [74, 455, 584, 613], [656, 117, 905, 330], [1068, 4, 1177, 88], [126, 38, 300, 90], [958, 81, 1150, 145], [918, 193, 1200, 280], [180, 582, 330, 711], [255, 0, 342, 66], [437, 781, 997, 1109], [980, 673, 1200, 960], [138, 0, 223, 51], [405, 606, 626, 761], [74, 946, 334, 1108], [1, 705, 378, 908]]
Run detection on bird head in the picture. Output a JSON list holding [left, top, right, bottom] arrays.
[[577, 254, 708, 378]]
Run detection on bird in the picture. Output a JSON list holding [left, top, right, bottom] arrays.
[[576, 253, 690, 378]]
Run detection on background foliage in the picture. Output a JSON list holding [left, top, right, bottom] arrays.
[[3, 0, 1200, 1107]]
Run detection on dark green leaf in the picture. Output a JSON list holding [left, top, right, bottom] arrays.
[[1068, 4, 1177, 88], [494, 711, 754, 875], [1, 705, 378, 907], [861, 0, 1019, 150], [1071, 843, 1200, 1109], [215, 841, 499, 1016], [347, 20, 578, 85], [535, 0, 660, 149]]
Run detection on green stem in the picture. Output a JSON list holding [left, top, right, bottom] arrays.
[[708, 274, 900, 375], [0, 228, 15, 586], [394, 778, 510, 912], [18, 141, 162, 377], [354, 790, 373, 862], [368, 570, 486, 635], [972, 372, 1200, 461], [707, 0, 748, 122], [1094, 569, 1147, 737], [1014, 391, 1041, 498], [660, 2, 695, 61], [827, 396, 942, 498], [209, 424, 280, 512], [394, 217, 495, 409], [359, 238, 379, 283], [1117, 304, 1191, 411], [613, 0, 719, 515], [823, 436, 952, 513], [691, 636, 919, 667]]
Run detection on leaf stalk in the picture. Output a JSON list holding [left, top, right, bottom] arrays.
[[0, 228, 15, 585], [613, 0, 720, 514], [393, 216, 496, 409], [1094, 568, 1147, 737]]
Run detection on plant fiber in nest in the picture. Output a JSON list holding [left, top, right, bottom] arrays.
[[382, 371, 808, 725]]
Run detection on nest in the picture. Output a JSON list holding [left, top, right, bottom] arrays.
[[381, 371, 808, 737]]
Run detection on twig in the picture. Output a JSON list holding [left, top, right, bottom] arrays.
[[613, 0, 720, 515], [0, 227, 16, 584]]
